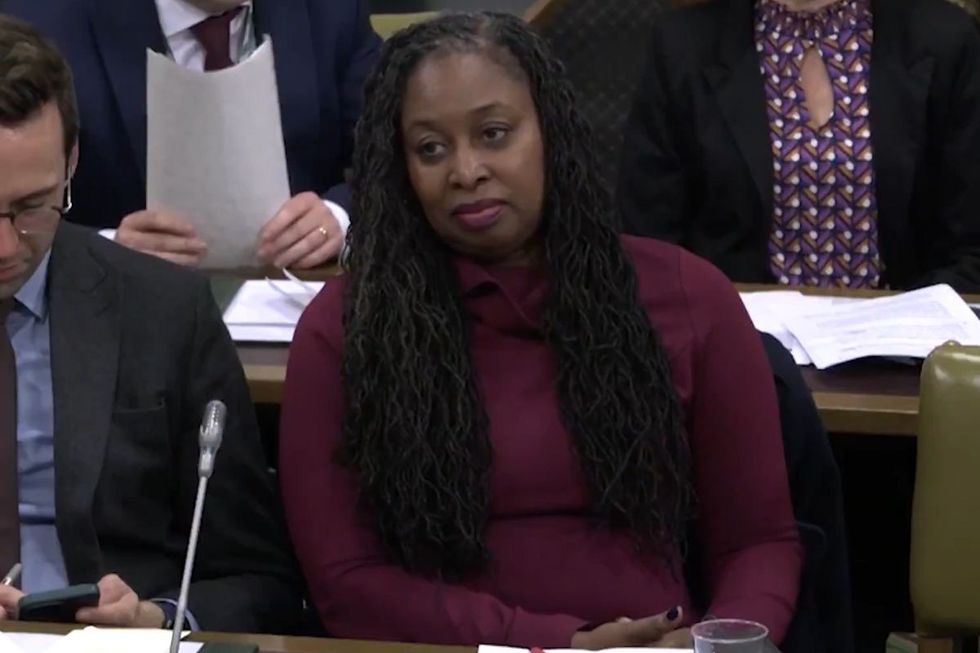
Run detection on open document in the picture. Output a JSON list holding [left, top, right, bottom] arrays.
[[222, 279, 323, 342], [739, 292, 864, 365], [739, 291, 816, 365], [0, 629, 200, 653], [146, 39, 291, 269], [741, 285, 980, 369]]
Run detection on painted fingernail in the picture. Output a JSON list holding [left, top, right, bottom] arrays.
[[666, 606, 680, 621]]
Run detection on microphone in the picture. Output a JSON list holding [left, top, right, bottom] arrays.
[[197, 399, 226, 478], [170, 400, 227, 653]]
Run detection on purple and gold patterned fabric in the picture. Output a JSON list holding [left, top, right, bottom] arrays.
[[756, 0, 882, 288]]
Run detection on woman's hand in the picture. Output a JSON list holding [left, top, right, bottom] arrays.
[[653, 626, 693, 648], [571, 606, 684, 649]]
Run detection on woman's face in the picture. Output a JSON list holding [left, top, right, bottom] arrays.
[[400, 49, 546, 265]]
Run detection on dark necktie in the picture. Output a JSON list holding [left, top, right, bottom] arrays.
[[189, 6, 244, 72], [0, 299, 19, 576]]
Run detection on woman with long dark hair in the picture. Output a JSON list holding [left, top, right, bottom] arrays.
[[279, 12, 801, 648]]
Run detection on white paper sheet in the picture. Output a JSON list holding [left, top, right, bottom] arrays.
[[223, 279, 324, 342], [147, 39, 291, 269], [0, 629, 202, 653], [739, 291, 813, 365], [0, 632, 40, 653], [739, 291, 865, 364], [478, 646, 690, 653], [781, 284, 980, 369]]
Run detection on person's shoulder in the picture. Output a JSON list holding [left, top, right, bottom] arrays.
[[903, 0, 978, 28], [621, 234, 686, 279], [654, 0, 730, 35], [648, 0, 731, 57], [621, 234, 741, 319], [3, 0, 90, 27], [302, 0, 369, 34], [622, 234, 731, 287], [59, 223, 209, 302], [303, 0, 364, 17], [883, 0, 980, 55]]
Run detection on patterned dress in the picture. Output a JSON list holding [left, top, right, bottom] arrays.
[[756, 0, 882, 288]]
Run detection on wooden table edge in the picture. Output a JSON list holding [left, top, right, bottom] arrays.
[[812, 391, 919, 436], [242, 355, 921, 436], [243, 363, 286, 405]]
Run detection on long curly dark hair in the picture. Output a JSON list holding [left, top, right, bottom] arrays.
[[341, 11, 692, 579]]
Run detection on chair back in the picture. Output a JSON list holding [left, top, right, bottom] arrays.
[[911, 343, 980, 635], [529, 0, 667, 192], [370, 12, 439, 40]]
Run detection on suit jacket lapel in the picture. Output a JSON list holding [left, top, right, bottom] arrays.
[[90, 0, 168, 183], [48, 225, 121, 583], [253, 0, 320, 185], [703, 0, 774, 221], [868, 0, 933, 262]]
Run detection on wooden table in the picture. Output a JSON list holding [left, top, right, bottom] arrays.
[[236, 282, 980, 437], [800, 361, 919, 436], [0, 622, 470, 653], [239, 342, 922, 436]]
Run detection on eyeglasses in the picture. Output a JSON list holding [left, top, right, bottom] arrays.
[[0, 177, 73, 235]]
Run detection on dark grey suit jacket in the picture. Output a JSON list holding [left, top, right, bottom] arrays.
[[46, 222, 302, 633]]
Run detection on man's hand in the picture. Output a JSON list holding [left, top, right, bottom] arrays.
[[0, 584, 24, 620], [116, 209, 207, 267], [257, 192, 342, 269], [75, 574, 165, 628], [571, 606, 685, 649]]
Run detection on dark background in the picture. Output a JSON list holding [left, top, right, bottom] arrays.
[[368, 0, 534, 14]]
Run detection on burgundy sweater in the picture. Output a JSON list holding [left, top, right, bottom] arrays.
[[279, 236, 801, 646]]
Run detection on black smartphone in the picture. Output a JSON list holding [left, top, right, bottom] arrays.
[[17, 584, 100, 623]]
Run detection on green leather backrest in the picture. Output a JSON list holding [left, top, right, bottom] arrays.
[[369, 12, 439, 40], [911, 343, 980, 635]]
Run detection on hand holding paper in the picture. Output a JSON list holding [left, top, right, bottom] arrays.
[[257, 192, 342, 269], [147, 39, 291, 269], [116, 209, 207, 267]]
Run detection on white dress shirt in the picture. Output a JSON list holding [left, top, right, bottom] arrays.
[[103, 0, 350, 250], [154, 0, 253, 71]]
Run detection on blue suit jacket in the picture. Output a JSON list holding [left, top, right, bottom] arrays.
[[4, 0, 381, 228]]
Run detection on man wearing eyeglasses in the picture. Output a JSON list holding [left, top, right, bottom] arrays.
[[0, 16, 302, 632], [4, 0, 380, 269]]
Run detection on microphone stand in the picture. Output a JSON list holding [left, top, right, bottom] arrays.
[[169, 476, 209, 653]]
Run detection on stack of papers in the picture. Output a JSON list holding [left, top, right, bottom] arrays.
[[0, 628, 199, 653], [740, 284, 980, 369], [223, 279, 323, 342]]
